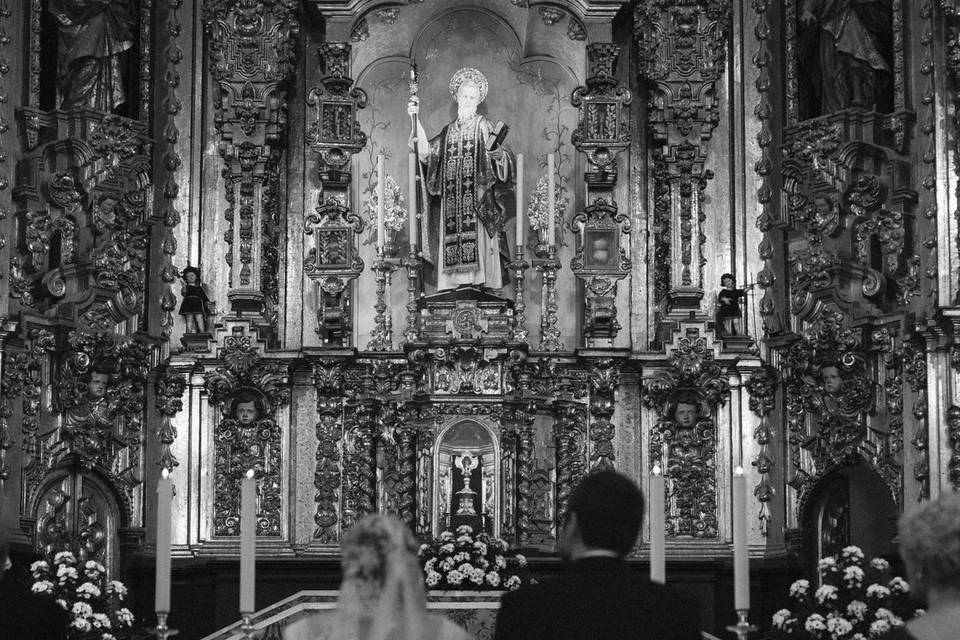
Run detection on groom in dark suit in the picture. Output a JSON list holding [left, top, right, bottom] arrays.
[[494, 470, 702, 640]]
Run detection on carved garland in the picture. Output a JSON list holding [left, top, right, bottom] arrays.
[[745, 364, 779, 536], [588, 360, 620, 471], [10, 329, 54, 502], [902, 342, 928, 500], [949, 405, 960, 489], [155, 370, 187, 471]]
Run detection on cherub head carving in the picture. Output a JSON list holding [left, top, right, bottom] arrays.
[[670, 391, 704, 428], [228, 391, 267, 426]]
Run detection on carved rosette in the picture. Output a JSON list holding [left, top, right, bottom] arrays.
[[204, 333, 289, 537], [570, 43, 632, 185], [587, 360, 620, 471], [642, 333, 729, 538], [634, 1, 732, 309], [155, 371, 187, 472], [204, 0, 299, 315], [745, 364, 780, 535], [313, 361, 343, 541]]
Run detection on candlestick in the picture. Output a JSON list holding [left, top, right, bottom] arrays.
[[725, 609, 757, 640], [240, 469, 256, 614], [240, 613, 257, 640], [732, 466, 749, 611], [155, 468, 172, 614], [367, 246, 399, 350], [547, 153, 556, 247], [649, 464, 666, 584], [151, 612, 179, 639], [403, 244, 422, 344], [515, 153, 524, 247], [376, 154, 386, 249], [408, 152, 418, 247], [509, 244, 529, 343], [535, 245, 563, 351]]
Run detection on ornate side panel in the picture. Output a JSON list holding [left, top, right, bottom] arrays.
[[203, 0, 300, 322], [204, 333, 290, 537], [643, 332, 730, 538], [634, 1, 733, 311], [313, 360, 344, 542], [553, 401, 588, 522], [340, 401, 377, 531], [744, 364, 780, 536], [587, 359, 620, 471]]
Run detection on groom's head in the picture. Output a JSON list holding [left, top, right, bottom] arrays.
[[560, 471, 645, 559]]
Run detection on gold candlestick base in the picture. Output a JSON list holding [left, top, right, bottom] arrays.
[[240, 613, 257, 639], [151, 613, 179, 639], [725, 609, 757, 640]]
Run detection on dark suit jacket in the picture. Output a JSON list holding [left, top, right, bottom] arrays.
[[494, 556, 702, 640], [0, 570, 69, 640]]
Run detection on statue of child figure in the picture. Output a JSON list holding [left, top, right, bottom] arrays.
[[178, 266, 214, 333], [715, 273, 750, 337]]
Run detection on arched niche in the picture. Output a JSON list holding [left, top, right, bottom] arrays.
[[433, 418, 500, 538], [803, 464, 899, 571]]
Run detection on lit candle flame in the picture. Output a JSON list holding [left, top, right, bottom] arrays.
[[161, 468, 170, 479], [246, 469, 255, 479], [734, 465, 744, 476], [652, 464, 662, 476]]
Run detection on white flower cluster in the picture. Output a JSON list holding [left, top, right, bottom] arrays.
[[418, 525, 526, 592], [364, 174, 408, 232], [526, 174, 570, 233]]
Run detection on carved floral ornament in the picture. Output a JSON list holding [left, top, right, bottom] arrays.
[[642, 333, 729, 538]]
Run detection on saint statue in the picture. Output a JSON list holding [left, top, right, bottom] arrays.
[[798, 0, 891, 114], [409, 68, 515, 292], [48, 0, 135, 111]]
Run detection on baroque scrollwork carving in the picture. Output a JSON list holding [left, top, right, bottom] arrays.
[[341, 401, 377, 531], [553, 401, 588, 523], [570, 44, 632, 185], [313, 360, 344, 542], [204, 333, 289, 536], [571, 197, 632, 343], [304, 196, 365, 346], [587, 360, 620, 471], [307, 43, 368, 186], [948, 405, 960, 490], [643, 332, 729, 538], [902, 341, 928, 500], [635, 0, 732, 309]]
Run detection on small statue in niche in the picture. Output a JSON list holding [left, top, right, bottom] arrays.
[[798, 0, 892, 115], [47, 0, 135, 111], [715, 273, 749, 338], [178, 266, 213, 334]]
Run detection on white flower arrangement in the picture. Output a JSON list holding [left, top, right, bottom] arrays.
[[31, 551, 136, 640], [768, 546, 918, 640], [364, 174, 408, 233], [418, 525, 529, 591], [526, 174, 569, 237]]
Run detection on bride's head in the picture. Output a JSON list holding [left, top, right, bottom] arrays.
[[339, 514, 427, 619]]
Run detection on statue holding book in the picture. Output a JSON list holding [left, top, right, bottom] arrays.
[[408, 67, 516, 292]]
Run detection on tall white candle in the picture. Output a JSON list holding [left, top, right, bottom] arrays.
[[155, 469, 172, 614], [515, 153, 524, 247], [408, 152, 418, 248], [649, 465, 666, 584], [733, 466, 750, 611], [547, 153, 556, 248], [376, 154, 386, 249], [240, 469, 256, 614]]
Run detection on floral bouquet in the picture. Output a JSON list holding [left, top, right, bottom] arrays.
[[30, 551, 135, 640], [526, 174, 570, 236], [418, 525, 528, 591], [768, 546, 922, 640], [364, 174, 408, 232]]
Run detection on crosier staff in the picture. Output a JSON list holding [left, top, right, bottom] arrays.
[[407, 65, 429, 251]]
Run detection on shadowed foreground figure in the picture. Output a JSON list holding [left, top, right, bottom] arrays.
[[874, 492, 960, 640], [494, 470, 702, 640], [284, 514, 469, 640]]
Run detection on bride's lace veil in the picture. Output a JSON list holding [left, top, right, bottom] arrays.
[[330, 514, 428, 640]]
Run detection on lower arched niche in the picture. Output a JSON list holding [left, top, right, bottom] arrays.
[[433, 418, 500, 538], [803, 464, 899, 573]]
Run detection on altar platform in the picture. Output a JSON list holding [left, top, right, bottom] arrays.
[[201, 590, 504, 640]]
